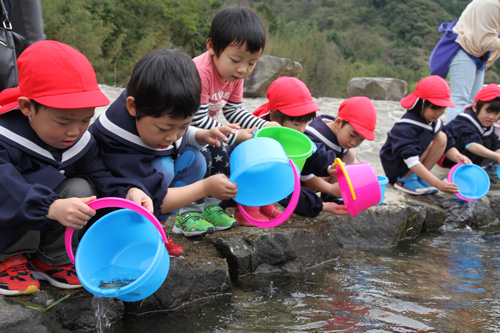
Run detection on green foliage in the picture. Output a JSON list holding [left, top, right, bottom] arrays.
[[40, 0, 490, 96]]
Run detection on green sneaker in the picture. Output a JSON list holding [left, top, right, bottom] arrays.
[[202, 205, 237, 231], [173, 212, 215, 237]]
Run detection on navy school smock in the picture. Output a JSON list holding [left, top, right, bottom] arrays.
[[380, 111, 448, 184], [90, 90, 203, 219], [0, 109, 145, 253], [444, 108, 500, 164]]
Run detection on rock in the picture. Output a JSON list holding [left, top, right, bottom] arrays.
[[243, 55, 302, 97], [346, 77, 408, 101]]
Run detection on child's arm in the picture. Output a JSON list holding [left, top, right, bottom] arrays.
[[444, 147, 472, 164], [411, 163, 459, 193], [161, 174, 237, 214], [303, 176, 341, 198], [466, 143, 500, 164], [194, 124, 239, 147]]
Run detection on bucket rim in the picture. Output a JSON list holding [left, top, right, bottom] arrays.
[[254, 127, 314, 153]]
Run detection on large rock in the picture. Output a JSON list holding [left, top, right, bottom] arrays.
[[347, 77, 408, 101], [243, 55, 302, 97]]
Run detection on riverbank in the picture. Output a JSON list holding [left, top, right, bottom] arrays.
[[2, 86, 499, 332]]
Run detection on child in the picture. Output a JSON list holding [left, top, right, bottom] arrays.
[[190, 6, 279, 227], [442, 83, 500, 183], [0, 40, 152, 296], [295, 96, 377, 217], [90, 48, 238, 243], [251, 78, 372, 220], [380, 75, 471, 195]]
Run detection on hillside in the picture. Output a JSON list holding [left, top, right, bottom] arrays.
[[41, 0, 492, 97]]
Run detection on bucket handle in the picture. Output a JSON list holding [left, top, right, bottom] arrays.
[[64, 197, 168, 264], [334, 158, 356, 201], [237, 159, 300, 228]]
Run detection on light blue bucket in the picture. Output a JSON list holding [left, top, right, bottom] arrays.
[[375, 175, 389, 206], [65, 198, 170, 302], [229, 137, 295, 207]]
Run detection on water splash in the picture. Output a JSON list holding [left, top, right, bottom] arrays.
[[92, 296, 113, 333]]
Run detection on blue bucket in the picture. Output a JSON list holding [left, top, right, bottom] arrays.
[[448, 163, 490, 201], [229, 137, 295, 206], [375, 175, 389, 206], [65, 198, 170, 302]]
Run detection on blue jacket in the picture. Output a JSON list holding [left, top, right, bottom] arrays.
[[302, 115, 348, 177], [90, 91, 203, 218], [0, 110, 144, 252], [380, 111, 449, 183]]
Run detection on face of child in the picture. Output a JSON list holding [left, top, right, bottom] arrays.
[[135, 113, 193, 149], [332, 119, 364, 149], [422, 105, 445, 123], [281, 119, 309, 133], [209, 42, 262, 82], [20, 100, 94, 149], [474, 103, 500, 127]]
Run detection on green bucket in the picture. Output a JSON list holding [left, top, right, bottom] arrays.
[[254, 127, 314, 171]]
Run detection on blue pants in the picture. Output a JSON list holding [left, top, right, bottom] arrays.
[[151, 146, 206, 219]]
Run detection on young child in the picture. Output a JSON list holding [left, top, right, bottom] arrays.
[[0, 40, 152, 296], [380, 75, 471, 195], [190, 6, 279, 226], [90, 48, 238, 243], [250, 78, 372, 221], [296, 96, 377, 217], [442, 83, 500, 183]]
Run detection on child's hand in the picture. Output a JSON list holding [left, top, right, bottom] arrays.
[[46, 196, 96, 229], [456, 154, 472, 164], [264, 121, 281, 128], [327, 163, 338, 177], [200, 124, 239, 147], [126, 187, 154, 213], [436, 179, 459, 193], [235, 128, 257, 143], [204, 174, 238, 200], [322, 202, 349, 215]]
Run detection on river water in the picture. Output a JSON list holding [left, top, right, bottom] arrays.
[[110, 221, 500, 332]]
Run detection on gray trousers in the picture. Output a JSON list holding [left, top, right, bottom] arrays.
[[0, 178, 96, 265]]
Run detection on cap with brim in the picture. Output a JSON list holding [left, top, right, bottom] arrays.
[[400, 75, 455, 109], [7, 40, 109, 112], [338, 96, 377, 141], [0, 87, 21, 114], [265, 77, 319, 117], [474, 83, 500, 103]]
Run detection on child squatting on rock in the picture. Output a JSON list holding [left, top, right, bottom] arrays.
[[253, 77, 377, 220], [0, 40, 153, 296], [441, 83, 500, 184], [90, 48, 239, 248], [380, 75, 472, 195], [188, 6, 281, 230]]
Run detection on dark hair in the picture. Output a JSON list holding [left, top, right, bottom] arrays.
[[270, 110, 317, 124], [408, 99, 442, 116], [208, 6, 266, 57], [126, 48, 201, 120], [476, 97, 500, 115]]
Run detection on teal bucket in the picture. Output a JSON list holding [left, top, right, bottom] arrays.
[[375, 175, 389, 206], [65, 198, 170, 302]]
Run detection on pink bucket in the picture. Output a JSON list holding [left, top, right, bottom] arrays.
[[334, 158, 381, 217]]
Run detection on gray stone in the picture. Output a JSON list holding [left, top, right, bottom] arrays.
[[346, 77, 408, 101], [243, 55, 302, 97]]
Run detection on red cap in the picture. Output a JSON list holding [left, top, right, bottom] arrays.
[[474, 83, 500, 103], [0, 40, 109, 114], [253, 77, 319, 118], [400, 75, 455, 109], [338, 96, 377, 141]]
